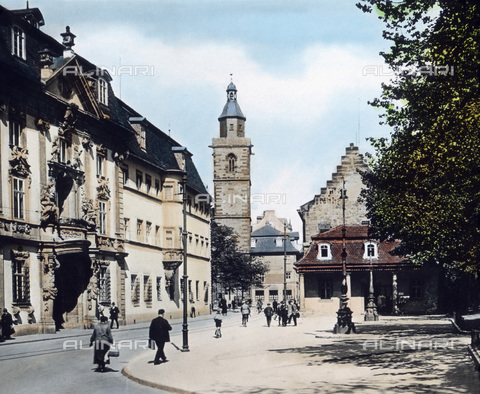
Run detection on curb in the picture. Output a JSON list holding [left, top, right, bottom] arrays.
[[122, 365, 195, 394]]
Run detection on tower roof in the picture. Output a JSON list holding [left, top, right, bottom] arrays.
[[218, 81, 246, 121]]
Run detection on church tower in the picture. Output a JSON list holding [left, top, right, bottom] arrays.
[[211, 81, 252, 252]]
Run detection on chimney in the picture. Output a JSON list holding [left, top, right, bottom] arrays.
[[60, 26, 76, 58], [39, 48, 54, 81]]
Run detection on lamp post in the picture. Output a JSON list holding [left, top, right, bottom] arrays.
[[173, 146, 189, 352], [283, 219, 292, 301]]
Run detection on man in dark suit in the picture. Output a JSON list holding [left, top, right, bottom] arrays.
[[149, 309, 172, 365]]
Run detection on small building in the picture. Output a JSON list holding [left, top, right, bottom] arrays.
[[250, 210, 302, 304], [295, 225, 441, 319]]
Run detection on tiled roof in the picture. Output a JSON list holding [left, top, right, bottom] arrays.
[[250, 224, 301, 255], [295, 225, 412, 272]]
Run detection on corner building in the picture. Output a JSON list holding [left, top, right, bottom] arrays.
[[211, 82, 252, 252], [0, 6, 211, 334]]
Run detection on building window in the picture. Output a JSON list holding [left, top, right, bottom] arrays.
[[156, 277, 162, 301], [12, 256, 29, 304], [410, 280, 424, 299], [131, 274, 140, 306], [96, 153, 105, 177], [251, 238, 256, 248], [227, 154, 236, 172], [59, 139, 67, 164], [204, 281, 209, 305], [98, 201, 107, 235], [145, 175, 151, 194], [258, 273, 265, 283], [286, 271, 291, 280], [137, 220, 143, 241], [269, 290, 278, 301], [144, 276, 152, 305], [319, 281, 332, 299], [180, 278, 184, 301], [196, 280, 199, 301], [363, 242, 378, 259], [122, 167, 129, 186], [286, 289, 293, 300], [9, 121, 21, 147], [13, 177, 25, 219], [124, 218, 130, 240], [188, 280, 193, 302], [98, 78, 108, 105], [165, 230, 173, 247], [255, 290, 264, 301], [136, 171, 143, 190], [317, 244, 331, 260], [146, 221, 152, 240], [12, 26, 26, 59], [155, 179, 160, 195]]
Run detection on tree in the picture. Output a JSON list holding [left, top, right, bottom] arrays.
[[210, 221, 268, 297], [357, 0, 480, 275]]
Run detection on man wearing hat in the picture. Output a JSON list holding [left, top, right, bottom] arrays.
[[149, 309, 172, 365], [263, 303, 274, 327]]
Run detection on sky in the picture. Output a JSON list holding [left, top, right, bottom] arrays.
[[3, 0, 392, 242]]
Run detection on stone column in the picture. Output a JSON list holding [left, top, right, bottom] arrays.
[[392, 272, 399, 315], [299, 273, 305, 311], [39, 252, 58, 333]]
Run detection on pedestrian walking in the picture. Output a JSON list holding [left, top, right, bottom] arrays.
[[149, 309, 172, 365], [288, 300, 297, 326], [109, 302, 120, 329], [279, 300, 288, 326], [1, 308, 14, 340], [220, 298, 228, 315], [190, 306, 196, 318], [214, 309, 223, 338], [240, 302, 250, 327], [257, 299, 263, 313], [89, 316, 113, 372], [272, 299, 278, 314], [264, 303, 274, 327]]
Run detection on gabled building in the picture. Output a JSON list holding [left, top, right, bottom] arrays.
[[250, 211, 301, 303], [0, 5, 211, 334]]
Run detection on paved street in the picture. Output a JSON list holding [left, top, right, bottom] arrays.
[[0, 312, 479, 393], [124, 312, 480, 393]]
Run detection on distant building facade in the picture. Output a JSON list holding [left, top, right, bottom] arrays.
[[296, 145, 441, 318], [250, 210, 302, 303], [298, 143, 368, 252], [0, 6, 210, 335], [211, 82, 252, 252]]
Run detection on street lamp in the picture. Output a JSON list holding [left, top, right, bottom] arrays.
[[283, 219, 292, 301], [173, 146, 189, 352]]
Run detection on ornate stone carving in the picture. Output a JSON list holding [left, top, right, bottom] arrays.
[[9, 146, 31, 178], [36, 118, 50, 135], [72, 145, 83, 170], [12, 222, 31, 234], [40, 254, 59, 312], [81, 136, 93, 151], [40, 180, 59, 228], [97, 236, 125, 252], [86, 259, 109, 311], [97, 177, 111, 200], [59, 104, 77, 136], [82, 198, 96, 229], [0, 220, 10, 231], [51, 137, 60, 162]]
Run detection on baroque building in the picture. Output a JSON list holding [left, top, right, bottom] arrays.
[[211, 81, 252, 252], [0, 5, 211, 335]]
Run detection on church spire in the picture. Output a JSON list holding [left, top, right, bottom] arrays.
[[218, 79, 246, 122]]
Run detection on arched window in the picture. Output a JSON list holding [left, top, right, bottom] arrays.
[[227, 154, 236, 172], [317, 243, 331, 260], [363, 242, 378, 259]]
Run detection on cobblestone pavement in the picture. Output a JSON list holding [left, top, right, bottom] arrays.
[[123, 313, 480, 393]]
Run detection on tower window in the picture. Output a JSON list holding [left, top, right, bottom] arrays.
[[227, 154, 236, 172]]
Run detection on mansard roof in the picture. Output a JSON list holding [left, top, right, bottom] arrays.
[[250, 224, 301, 255], [295, 225, 411, 273], [0, 5, 208, 195]]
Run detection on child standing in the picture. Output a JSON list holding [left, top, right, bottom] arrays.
[[214, 309, 223, 338]]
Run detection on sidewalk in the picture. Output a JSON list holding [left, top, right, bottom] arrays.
[[122, 314, 479, 394]]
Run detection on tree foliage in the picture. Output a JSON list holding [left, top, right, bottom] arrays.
[[357, 0, 480, 274], [211, 221, 268, 293]]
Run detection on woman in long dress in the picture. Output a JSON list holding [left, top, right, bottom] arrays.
[[90, 315, 113, 372]]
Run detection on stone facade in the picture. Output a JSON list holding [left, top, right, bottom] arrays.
[[298, 143, 368, 251], [0, 6, 211, 335], [211, 82, 252, 252], [250, 211, 302, 303]]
